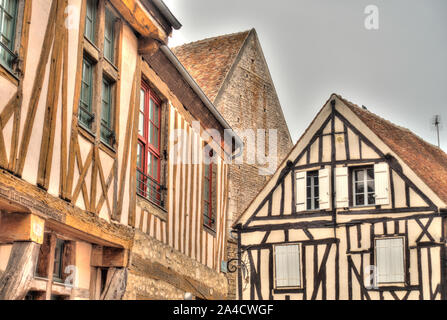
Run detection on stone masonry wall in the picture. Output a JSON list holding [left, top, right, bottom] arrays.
[[124, 230, 228, 300], [214, 31, 293, 299]]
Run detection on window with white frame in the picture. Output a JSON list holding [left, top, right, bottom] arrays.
[[352, 166, 375, 206], [306, 171, 319, 210], [274, 244, 301, 288], [375, 237, 405, 284]]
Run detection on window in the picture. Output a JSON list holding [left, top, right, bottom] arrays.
[[203, 161, 213, 228], [274, 244, 301, 288], [375, 237, 405, 284], [137, 82, 163, 206], [84, 0, 97, 43], [53, 239, 65, 282], [100, 76, 114, 146], [306, 171, 319, 210], [0, 0, 18, 70], [203, 146, 216, 231], [352, 167, 375, 206], [79, 57, 94, 130], [104, 9, 115, 63]]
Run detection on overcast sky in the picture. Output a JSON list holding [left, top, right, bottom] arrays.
[[164, 0, 447, 150]]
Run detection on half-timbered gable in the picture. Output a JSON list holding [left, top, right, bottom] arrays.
[[235, 93, 447, 300], [0, 0, 239, 300]]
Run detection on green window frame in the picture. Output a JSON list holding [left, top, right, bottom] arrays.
[[100, 76, 114, 146], [84, 0, 97, 43], [0, 0, 18, 70], [104, 9, 115, 63], [79, 57, 94, 130]]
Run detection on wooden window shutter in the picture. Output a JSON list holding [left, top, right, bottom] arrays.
[[275, 245, 300, 287], [335, 167, 349, 208], [376, 238, 404, 283], [374, 163, 390, 205], [318, 168, 331, 210], [295, 171, 306, 212]]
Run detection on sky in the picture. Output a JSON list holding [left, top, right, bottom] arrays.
[[163, 0, 447, 150]]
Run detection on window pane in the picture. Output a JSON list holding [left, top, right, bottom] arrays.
[[149, 98, 154, 121], [354, 170, 364, 182], [104, 10, 115, 63], [138, 112, 144, 136], [79, 58, 93, 128], [355, 194, 364, 206], [147, 151, 152, 176], [153, 154, 158, 178], [137, 143, 142, 169], [203, 202, 209, 216], [153, 126, 159, 149], [101, 80, 110, 123], [140, 89, 145, 112], [104, 10, 114, 62], [367, 180, 374, 193], [0, 0, 17, 69], [153, 103, 159, 126], [204, 180, 209, 199], [149, 123, 154, 146], [367, 168, 374, 180], [355, 182, 364, 194], [368, 193, 375, 205], [85, 0, 97, 42]]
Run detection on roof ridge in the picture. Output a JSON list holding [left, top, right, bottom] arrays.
[[170, 29, 252, 50]]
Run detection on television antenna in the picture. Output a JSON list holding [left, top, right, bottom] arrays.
[[432, 115, 442, 148]]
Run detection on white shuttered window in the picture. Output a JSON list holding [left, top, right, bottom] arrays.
[[374, 163, 390, 205], [335, 167, 349, 208], [318, 169, 331, 209], [275, 244, 301, 288], [375, 238, 405, 284], [295, 171, 306, 212]]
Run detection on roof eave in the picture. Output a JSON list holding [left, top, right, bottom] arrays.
[[151, 0, 182, 30]]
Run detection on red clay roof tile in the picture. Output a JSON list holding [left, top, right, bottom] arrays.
[[338, 94, 447, 205], [171, 30, 251, 102]]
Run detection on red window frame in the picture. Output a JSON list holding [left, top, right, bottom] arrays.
[[203, 148, 214, 229], [137, 81, 162, 204]]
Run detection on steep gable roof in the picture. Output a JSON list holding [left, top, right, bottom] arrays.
[[171, 30, 251, 102], [234, 93, 447, 226], [337, 94, 447, 205]]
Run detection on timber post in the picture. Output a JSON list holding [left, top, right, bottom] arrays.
[[0, 212, 45, 300]]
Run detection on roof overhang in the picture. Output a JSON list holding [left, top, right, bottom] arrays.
[[151, 0, 182, 30], [110, 0, 173, 42]]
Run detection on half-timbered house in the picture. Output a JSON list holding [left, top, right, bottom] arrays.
[[0, 0, 241, 300], [234, 94, 447, 300]]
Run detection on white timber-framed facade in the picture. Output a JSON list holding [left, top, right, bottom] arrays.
[[235, 94, 447, 300]]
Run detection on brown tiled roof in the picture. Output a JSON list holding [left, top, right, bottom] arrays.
[[337, 94, 447, 205], [171, 30, 251, 102]]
